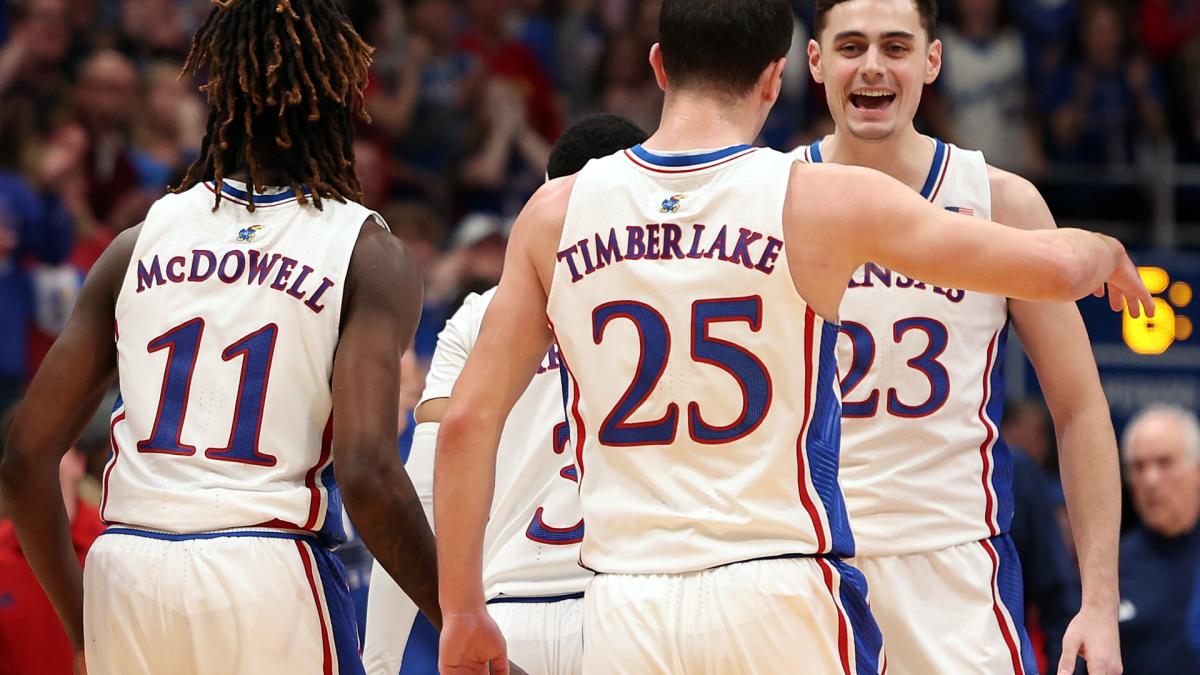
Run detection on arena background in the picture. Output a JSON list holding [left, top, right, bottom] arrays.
[[0, 0, 1197, 673]]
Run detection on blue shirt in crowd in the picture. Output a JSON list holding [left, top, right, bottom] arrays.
[[1118, 523, 1200, 674]]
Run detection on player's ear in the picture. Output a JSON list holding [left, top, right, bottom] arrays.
[[807, 39, 824, 84], [649, 43, 669, 92], [761, 57, 787, 103], [925, 38, 943, 84]]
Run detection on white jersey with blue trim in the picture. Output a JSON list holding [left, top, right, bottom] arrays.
[[103, 180, 382, 543], [546, 144, 851, 575], [799, 137, 1013, 557], [418, 287, 591, 600]]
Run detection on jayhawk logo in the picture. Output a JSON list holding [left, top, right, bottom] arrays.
[[660, 194, 685, 213], [236, 224, 265, 243]]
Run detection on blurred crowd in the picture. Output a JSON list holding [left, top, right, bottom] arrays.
[[2, 0, 1200, 673]]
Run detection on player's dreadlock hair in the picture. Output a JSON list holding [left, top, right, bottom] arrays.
[[174, 0, 374, 211]]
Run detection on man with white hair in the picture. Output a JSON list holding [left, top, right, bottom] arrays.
[[1118, 404, 1200, 674]]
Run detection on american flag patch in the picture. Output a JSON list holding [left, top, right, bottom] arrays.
[[946, 206, 975, 216]]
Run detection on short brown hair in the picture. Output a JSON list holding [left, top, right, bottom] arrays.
[[659, 0, 794, 98], [813, 0, 939, 40]]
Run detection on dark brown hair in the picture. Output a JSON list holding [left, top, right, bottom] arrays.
[[659, 0, 794, 98], [814, 0, 939, 40], [174, 0, 374, 211]]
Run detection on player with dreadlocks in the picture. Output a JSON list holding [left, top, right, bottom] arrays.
[[0, 1, 441, 673], [174, 0, 373, 212]]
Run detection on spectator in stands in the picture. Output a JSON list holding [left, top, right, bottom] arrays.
[[458, 0, 562, 142], [0, 145, 74, 416], [938, 0, 1043, 174], [381, 0, 479, 180], [1045, 1, 1168, 166], [130, 61, 204, 194], [454, 79, 552, 214], [47, 49, 146, 270], [1137, 0, 1200, 159], [1118, 404, 1200, 674], [385, 201, 450, 359], [0, 0, 73, 172], [597, 32, 663, 136], [0, 443, 103, 675]]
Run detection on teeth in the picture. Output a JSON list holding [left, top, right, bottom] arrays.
[[853, 91, 893, 97]]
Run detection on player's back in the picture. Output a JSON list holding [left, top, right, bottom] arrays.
[[103, 180, 377, 542], [546, 145, 852, 575]]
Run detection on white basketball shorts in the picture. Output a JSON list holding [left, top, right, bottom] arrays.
[[852, 533, 1037, 675], [83, 528, 363, 675], [582, 556, 884, 675]]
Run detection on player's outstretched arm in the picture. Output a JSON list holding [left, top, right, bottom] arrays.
[[990, 170, 1122, 675], [332, 221, 441, 628], [784, 162, 1153, 321], [434, 179, 565, 675], [0, 225, 135, 656]]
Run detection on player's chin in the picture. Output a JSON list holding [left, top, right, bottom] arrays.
[[846, 119, 896, 142]]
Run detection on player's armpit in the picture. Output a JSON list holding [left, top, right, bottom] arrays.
[[0, 224, 138, 648], [415, 397, 448, 423], [331, 219, 442, 628]]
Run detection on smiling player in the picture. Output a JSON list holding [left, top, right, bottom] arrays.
[[800, 1, 1125, 673]]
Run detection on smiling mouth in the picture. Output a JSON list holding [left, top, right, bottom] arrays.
[[850, 92, 896, 111]]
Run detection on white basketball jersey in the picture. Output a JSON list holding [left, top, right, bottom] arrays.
[[546, 145, 851, 575], [801, 138, 1012, 557], [104, 180, 382, 543], [419, 288, 591, 599]]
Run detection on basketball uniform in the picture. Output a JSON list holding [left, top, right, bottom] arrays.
[[801, 137, 1037, 675], [363, 288, 589, 675], [547, 144, 884, 674], [89, 180, 381, 675]]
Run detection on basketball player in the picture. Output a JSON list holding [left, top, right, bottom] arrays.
[[801, 1, 1123, 673], [362, 114, 647, 675], [432, 1, 1150, 673], [0, 2, 439, 673]]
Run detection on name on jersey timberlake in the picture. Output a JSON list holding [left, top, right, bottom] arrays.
[[134, 248, 336, 314], [556, 223, 783, 283]]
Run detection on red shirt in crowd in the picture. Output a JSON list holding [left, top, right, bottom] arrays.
[[0, 502, 104, 675]]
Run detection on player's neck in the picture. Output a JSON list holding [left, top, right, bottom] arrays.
[[821, 127, 936, 192], [226, 166, 290, 188], [643, 90, 763, 152]]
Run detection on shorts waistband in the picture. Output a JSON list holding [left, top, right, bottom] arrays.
[[102, 525, 319, 544], [486, 592, 585, 605]]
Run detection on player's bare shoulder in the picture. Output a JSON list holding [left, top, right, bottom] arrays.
[[515, 173, 577, 288], [987, 165, 1055, 232], [524, 174, 576, 236]]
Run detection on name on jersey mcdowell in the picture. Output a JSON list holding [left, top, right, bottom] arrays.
[[850, 262, 965, 303], [135, 249, 335, 314], [556, 223, 782, 283]]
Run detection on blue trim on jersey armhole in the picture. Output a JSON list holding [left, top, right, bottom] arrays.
[[993, 534, 1038, 675], [317, 466, 347, 547], [988, 323, 1015, 534], [809, 140, 824, 163], [628, 143, 754, 167], [807, 321, 855, 557], [918, 139, 947, 199], [308, 542, 367, 675], [830, 559, 884, 675], [486, 592, 585, 605], [102, 527, 318, 543]]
